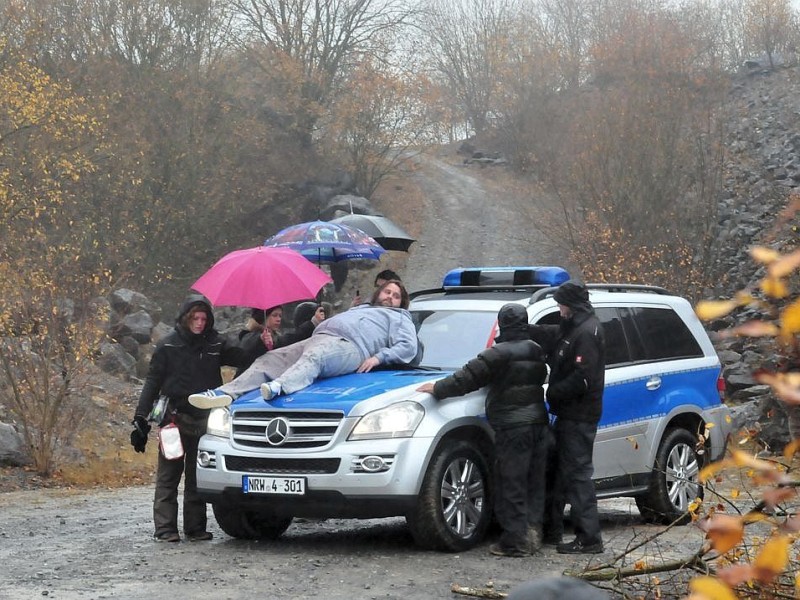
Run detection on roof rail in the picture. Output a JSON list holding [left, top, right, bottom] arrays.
[[409, 284, 554, 300], [528, 283, 670, 304], [586, 283, 670, 294]]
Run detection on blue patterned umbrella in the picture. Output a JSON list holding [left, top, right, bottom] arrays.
[[263, 220, 386, 263]]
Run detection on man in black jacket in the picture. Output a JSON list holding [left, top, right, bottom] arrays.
[[529, 281, 605, 554], [130, 295, 249, 542], [417, 303, 548, 557]]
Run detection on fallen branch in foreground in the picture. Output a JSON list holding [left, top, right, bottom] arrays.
[[565, 552, 709, 582], [450, 583, 508, 598]]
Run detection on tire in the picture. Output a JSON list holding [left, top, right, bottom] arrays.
[[406, 440, 492, 552], [635, 428, 703, 524], [212, 502, 293, 540]]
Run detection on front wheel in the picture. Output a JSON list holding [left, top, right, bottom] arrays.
[[406, 440, 492, 552], [212, 502, 293, 540], [635, 428, 703, 524]]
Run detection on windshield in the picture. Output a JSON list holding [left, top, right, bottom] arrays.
[[411, 310, 499, 369]]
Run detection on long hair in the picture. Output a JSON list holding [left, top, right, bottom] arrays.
[[370, 280, 409, 309]]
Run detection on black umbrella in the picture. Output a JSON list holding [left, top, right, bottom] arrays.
[[330, 214, 416, 252]]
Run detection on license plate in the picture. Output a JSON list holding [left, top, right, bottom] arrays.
[[242, 476, 306, 495]]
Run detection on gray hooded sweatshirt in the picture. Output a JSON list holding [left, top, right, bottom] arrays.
[[314, 303, 418, 365]]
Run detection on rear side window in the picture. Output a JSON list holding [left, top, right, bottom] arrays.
[[624, 307, 703, 361]]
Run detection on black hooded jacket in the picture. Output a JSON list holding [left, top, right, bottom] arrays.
[[528, 303, 605, 424], [431, 330, 548, 430], [135, 296, 249, 421]]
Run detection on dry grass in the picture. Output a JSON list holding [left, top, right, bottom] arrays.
[[1, 367, 156, 492]]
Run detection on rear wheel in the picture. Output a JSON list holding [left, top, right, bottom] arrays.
[[212, 502, 293, 539], [406, 440, 492, 552], [635, 428, 703, 524]]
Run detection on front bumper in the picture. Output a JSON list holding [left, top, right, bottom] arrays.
[[195, 433, 434, 518]]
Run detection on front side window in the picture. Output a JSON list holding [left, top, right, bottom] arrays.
[[412, 310, 500, 369], [595, 307, 631, 367]]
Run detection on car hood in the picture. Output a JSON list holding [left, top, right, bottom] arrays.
[[229, 369, 445, 417]]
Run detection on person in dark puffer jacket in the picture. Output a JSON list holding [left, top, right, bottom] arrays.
[[417, 303, 548, 557], [528, 280, 605, 555], [131, 295, 250, 543]]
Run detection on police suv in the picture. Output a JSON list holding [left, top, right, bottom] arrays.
[[195, 266, 731, 551]]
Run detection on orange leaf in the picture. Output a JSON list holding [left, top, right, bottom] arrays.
[[717, 563, 756, 587], [753, 535, 791, 576], [750, 246, 782, 264], [695, 300, 738, 320], [768, 248, 800, 278], [761, 276, 789, 298], [698, 513, 744, 553], [766, 378, 800, 406], [763, 487, 797, 510], [626, 436, 639, 450], [688, 575, 738, 600], [727, 320, 780, 337], [730, 450, 776, 472], [782, 300, 800, 335], [783, 438, 800, 460], [699, 459, 732, 483]]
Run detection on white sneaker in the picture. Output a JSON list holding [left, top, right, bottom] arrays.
[[260, 381, 282, 401], [188, 389, 233, 409]]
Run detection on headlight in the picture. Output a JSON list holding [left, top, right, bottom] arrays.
[[206, 407, 230, 437], [349, 402, 424, 441]]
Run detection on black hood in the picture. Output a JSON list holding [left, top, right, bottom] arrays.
[[176, 294, 215, 333], [293, 302, 320, 327], [495, 303, 529, 342]]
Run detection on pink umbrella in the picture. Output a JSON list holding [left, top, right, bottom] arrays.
[[191, 246, 332, 309]]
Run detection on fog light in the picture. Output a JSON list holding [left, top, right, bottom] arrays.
[[360, 455, 387, 472], [197, 451, 212, 468]]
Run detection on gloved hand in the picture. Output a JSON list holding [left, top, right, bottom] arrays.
[[130, 415, 151, 453]]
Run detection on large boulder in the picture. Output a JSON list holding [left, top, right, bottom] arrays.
[[97, 342, 137, 379], [109, 289, 162, 323], [0, 422, 29, 466], [109, 310, 155, 344], [323, 194, 377, 219]]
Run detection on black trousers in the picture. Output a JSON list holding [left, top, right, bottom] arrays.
[[153, 430, 206, 537], [493, 423, 548, 550], [546, 418, 602, 545]]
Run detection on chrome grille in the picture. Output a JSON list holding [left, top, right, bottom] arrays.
[[231, 409, 344, 449]]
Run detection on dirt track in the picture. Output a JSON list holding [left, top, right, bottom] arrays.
[[403, 153, 564, 292], [0, 485, 706, 599]]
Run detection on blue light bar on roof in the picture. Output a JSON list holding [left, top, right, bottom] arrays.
[[442, 266, 570, 288]]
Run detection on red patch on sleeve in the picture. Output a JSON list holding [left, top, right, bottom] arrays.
[[575, 355, 583, 363]]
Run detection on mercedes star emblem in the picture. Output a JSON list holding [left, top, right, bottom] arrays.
[[265, 417, 290, 446]]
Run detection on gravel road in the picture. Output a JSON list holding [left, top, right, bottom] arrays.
[[403, 154, 564, 292], [0, 486, 706, 600]]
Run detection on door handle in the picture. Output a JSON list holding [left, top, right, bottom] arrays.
[[646, 377, 662, 391]]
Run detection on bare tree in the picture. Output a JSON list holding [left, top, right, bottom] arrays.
[[536, 0, 595, 89], [322, 57, 446, 196], [744, 0, 793, 69], [230, 0, 415, 139], [416, 0, 521, 136]]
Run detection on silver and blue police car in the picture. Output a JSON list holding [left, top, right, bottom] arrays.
[[195, 266, 731, 551]]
